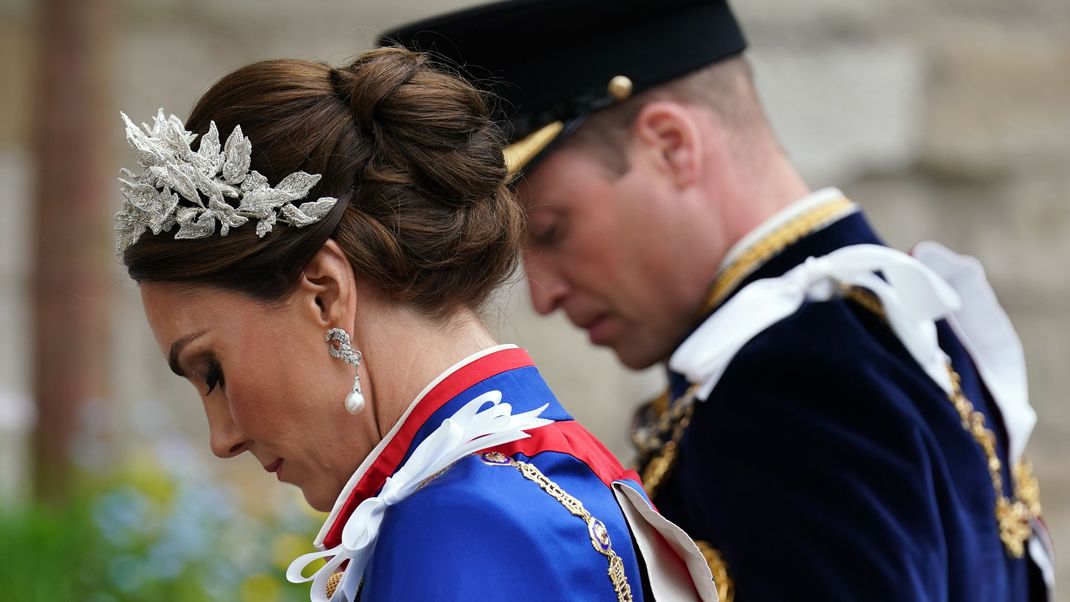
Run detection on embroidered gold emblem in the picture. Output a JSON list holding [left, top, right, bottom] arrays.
[[479, 452, 634, 601], [695, 541, 734, 602]]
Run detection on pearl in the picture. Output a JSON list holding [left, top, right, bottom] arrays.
[[345, 390, 365, 415]]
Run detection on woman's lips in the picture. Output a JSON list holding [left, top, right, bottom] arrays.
[[265, 458, 283, 477]]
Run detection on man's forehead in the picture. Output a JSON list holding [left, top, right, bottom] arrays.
[[514, 147, 593, 206]]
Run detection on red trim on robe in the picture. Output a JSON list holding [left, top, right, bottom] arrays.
[[322, 347, 535, 548], [487, 421, 643, 488]]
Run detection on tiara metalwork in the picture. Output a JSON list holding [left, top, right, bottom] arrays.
[[114, 109, 338, 255]]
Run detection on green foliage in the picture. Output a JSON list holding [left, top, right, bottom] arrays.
[[0, 461, 322, 601], [0, 502, 99, 601]]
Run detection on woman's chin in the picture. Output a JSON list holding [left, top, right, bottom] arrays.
[[300, 482, 342, 512]]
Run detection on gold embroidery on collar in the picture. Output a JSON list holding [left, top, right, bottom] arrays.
[[480, 452, 634, 601], [700, 196, 857, 316], [696, 541, 734, 602]]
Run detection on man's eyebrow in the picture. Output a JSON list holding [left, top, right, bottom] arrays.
[[168, 330, 207, 377]]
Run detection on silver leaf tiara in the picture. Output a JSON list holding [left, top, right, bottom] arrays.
[[114, 109, 338, 255]]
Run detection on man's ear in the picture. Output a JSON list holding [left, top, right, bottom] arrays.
[[295, 239, 357, 329], [630, 100, 704, 188]]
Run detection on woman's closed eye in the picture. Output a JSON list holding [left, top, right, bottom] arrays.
[[531, 221, 563, 247]]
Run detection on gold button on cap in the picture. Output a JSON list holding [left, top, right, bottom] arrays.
[[607, 75, 633, 100]]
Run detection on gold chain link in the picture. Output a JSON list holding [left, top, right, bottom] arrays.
[[945, 364, 1042, 558], [480, 452, 634, 601]]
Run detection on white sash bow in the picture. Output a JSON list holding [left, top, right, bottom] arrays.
[[286, 391, 552, 601], [670, 244, 962, 400]]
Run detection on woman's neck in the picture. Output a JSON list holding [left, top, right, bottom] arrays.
[[356, 305, 498, 439]]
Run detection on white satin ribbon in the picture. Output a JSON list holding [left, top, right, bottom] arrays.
[[670, 244, 963, 401], [286, 391, 552, 601]]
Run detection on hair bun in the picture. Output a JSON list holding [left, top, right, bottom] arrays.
[[345, 48, 422, 130], [330, 47, 506, 203]]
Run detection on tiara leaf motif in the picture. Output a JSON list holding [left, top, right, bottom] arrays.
[[115, 109, 338, 255]]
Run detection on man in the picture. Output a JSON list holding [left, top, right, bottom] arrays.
[[379, 1, 1054, 600]]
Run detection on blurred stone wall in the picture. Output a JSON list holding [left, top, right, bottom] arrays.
[[0, 0, 1066, 595]]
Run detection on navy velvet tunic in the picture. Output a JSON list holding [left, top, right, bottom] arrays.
[[653, 212, 1047, 601]]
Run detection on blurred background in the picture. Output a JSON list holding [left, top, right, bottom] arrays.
[[0, 0, 1067, 599]]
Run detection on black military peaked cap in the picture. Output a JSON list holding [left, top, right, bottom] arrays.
[[378, 0, 746, 175]]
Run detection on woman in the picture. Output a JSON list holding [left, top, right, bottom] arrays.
[[118, 48, 716, 601]]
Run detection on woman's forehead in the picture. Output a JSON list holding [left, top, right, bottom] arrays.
[[139, 283, 245, 340]]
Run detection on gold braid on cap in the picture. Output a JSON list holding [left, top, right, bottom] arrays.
[[503, 121, 564, 176], [503, 75, 635, 176]]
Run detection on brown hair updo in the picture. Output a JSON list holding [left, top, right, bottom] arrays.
[[123, 47, 521, 318]]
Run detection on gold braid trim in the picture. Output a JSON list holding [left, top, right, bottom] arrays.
[[700, 196, 857, 315], [479, 452, 634, 601]]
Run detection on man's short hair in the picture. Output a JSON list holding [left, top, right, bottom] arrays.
[[563, 56, 768, 175]]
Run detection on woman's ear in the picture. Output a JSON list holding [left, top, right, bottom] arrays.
[[630, 100, 704, 188], [295, 239, 357, 329]]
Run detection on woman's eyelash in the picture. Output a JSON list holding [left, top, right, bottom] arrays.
[[204, 361, 225, 396], [534, 223, 559, 244]]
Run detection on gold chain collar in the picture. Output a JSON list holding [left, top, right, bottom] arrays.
[[481, 452, 634, 601], [634, 285, 1044, 601], [945, 363, 1043, 558]]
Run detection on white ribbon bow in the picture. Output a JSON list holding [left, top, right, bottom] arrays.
[[286, 391, 552, 601], [670, 244, 963, 400]]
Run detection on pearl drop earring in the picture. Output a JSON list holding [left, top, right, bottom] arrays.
[[325, 327, 365, 414]]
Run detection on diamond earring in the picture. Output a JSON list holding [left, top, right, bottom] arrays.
[[326, 328, 365, 414]]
